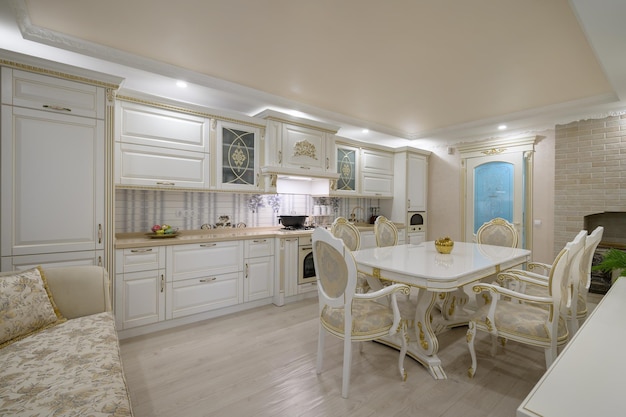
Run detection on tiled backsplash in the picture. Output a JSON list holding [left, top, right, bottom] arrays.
[[554, 114, 626, 254], [115, 189, 379, 233]]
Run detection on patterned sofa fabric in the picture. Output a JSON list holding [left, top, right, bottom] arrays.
[[0, 312, 133, 417]]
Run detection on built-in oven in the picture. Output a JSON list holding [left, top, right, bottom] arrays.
[[298, 235, 316, 285], [407, 211, 427, 244]]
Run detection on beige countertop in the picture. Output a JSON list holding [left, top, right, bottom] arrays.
[[115, 223, 405, 249]]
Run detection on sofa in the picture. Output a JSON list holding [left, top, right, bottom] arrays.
[[0, 265, 133, 417]]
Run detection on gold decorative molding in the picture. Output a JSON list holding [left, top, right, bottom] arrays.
[[481, 148, 506, 156], [292, 140, 318, 160], [417, 322, 429, 350], [0, 58, 120, 89]]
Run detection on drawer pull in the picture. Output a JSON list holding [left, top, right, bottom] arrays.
[[200, 243, 217, 247], [245, 263, 249, 278], [299, 166, 311, 169], [43, 104, 71, 112], [130, 248, 153, 253], [326, 157, 329, 169], [252, 239, 267, 243], [199, 277, 217, 283], [98, 223, 102, 244], [160, 274, 165, 293], [278, 150, 282, 164], [156, 181, 175, 186]]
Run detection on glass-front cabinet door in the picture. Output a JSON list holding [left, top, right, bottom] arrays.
[[332, 144, 359, 195], [216, 120, 261, 191]]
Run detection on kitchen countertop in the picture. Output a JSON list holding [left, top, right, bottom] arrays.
[[115, 223, 405, 249]]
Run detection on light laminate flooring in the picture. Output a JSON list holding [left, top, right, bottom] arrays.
[[119, 296, 595, 417]]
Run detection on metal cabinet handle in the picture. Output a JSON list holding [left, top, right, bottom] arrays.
[[199, 277, 217, 283], [160, 274, 165, 293], [300, 166, 311, 169], [245, 263, 249, 278], [200, 243, 217, 247], [98, 224, 102, 244], [252, 239, 267, 243], [156, 181, 175, 186], [326, 157, 329, 169], [43, 104, 71, 112], [278, 150, 282, 164], [130, 248, 153, 253], [301, 247, 311, 251], [98, 256, 102, 267]]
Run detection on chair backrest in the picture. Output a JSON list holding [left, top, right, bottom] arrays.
[[476, 217, 519, 248], [579, 226, 604, 294], [330, 217, 361, 252], [374, 216, 398, 247], [554, 230, 586, 313], [312, 228, 357, 313]]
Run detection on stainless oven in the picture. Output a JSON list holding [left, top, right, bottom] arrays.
[[298, 235, 316, 285]]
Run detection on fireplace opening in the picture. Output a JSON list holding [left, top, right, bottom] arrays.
[[584, 212, 626, 294]]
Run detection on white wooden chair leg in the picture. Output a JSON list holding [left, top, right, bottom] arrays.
[[316, 324, 325, 374], [398, 322, 408, 381], [467, 321, 478, 378], [341, 337, 353, 398]]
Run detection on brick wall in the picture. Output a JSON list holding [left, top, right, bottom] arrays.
[[554, 115, 626, 254]]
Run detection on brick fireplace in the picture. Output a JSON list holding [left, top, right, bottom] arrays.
[[554, 115, 626, 255]]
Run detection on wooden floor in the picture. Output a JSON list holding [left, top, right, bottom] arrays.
[[119, 296, 598, 417]]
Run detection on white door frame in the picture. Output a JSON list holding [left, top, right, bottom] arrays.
[[458, 136, 536, 250]]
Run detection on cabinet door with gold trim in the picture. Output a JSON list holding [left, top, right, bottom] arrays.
[[216, 120, 261, 191]]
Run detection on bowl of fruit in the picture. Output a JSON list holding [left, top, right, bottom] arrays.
[[147, 224, 179, 238]]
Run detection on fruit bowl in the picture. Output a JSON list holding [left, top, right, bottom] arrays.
[[148, 224, 179, 238], [435, 237, 454, 254]]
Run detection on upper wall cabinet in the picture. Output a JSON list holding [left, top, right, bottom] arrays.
[[114, 100, 211, 189], [360, 148, 394, 197], [333, 144, 359, 195], [1, 68, 105, 119], [216, 120, 262, 191], [256, 110, 339, 181]]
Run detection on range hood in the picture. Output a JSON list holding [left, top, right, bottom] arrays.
[[274, 174, 332, 196]]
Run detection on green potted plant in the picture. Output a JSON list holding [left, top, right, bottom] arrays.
[[592, 249, 626, 279]]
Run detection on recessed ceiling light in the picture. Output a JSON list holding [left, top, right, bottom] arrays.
[[362, 129, 370, 134], [498, 124, 507, 130], [176, 80, 188, 88]]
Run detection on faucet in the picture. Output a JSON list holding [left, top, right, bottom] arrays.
[[350, 206, 364, 222]]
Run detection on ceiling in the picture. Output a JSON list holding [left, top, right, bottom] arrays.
[[2, 0, 626, 147]]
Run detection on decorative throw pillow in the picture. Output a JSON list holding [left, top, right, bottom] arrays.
[[0, 266, 66, 348]]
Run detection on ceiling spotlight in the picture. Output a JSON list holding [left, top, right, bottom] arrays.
[[362, 129, 370, 134], [176, 80, 188, 88], [498, 124, 507, 130]]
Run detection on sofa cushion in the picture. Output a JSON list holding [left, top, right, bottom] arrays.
[[0, 266, 65, 348], [0, 312, 133, 416]]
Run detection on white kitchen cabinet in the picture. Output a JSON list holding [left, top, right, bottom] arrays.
[[408, 232, 425, 245], [216, 120, 262, 191], [380, 149, 430, 230], [167, 271, 241, 319], [114, 100, 210, 189], [333, 143, 359, 195], [257, 110, 339, 182], [1, 68, 104, 118], [115, 246, 165, 330], [1, 69, 105, 262], [244, 238, 274, 302], [275, 237, 298, 304], [165, 241, 243, 319], [360, 231, 377, 249], [1, 250, 104, 271], [360, 148, 394, 197], [407, 153, 427, 211], [115, 142, 209, 189]]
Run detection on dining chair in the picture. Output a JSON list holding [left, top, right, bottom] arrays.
[[475, 217, 519, 248], [466, 229, 586, 377], [500, 227, 604, 335], [312, 228, 410, 398], [330, 217, 370, 293], [374, 216, 399, 248]]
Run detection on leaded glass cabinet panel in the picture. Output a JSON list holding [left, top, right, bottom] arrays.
[[333, 144, 358, 195], [217, 120, 261, 191]]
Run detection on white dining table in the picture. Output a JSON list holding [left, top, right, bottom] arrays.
[[352, 240, 531, 379]]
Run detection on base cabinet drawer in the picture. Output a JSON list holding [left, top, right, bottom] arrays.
[[167, 241, 243, 281], [166, 272, 242, 319]]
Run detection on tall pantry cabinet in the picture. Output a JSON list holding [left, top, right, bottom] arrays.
[[0, 62, 119, 272]]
